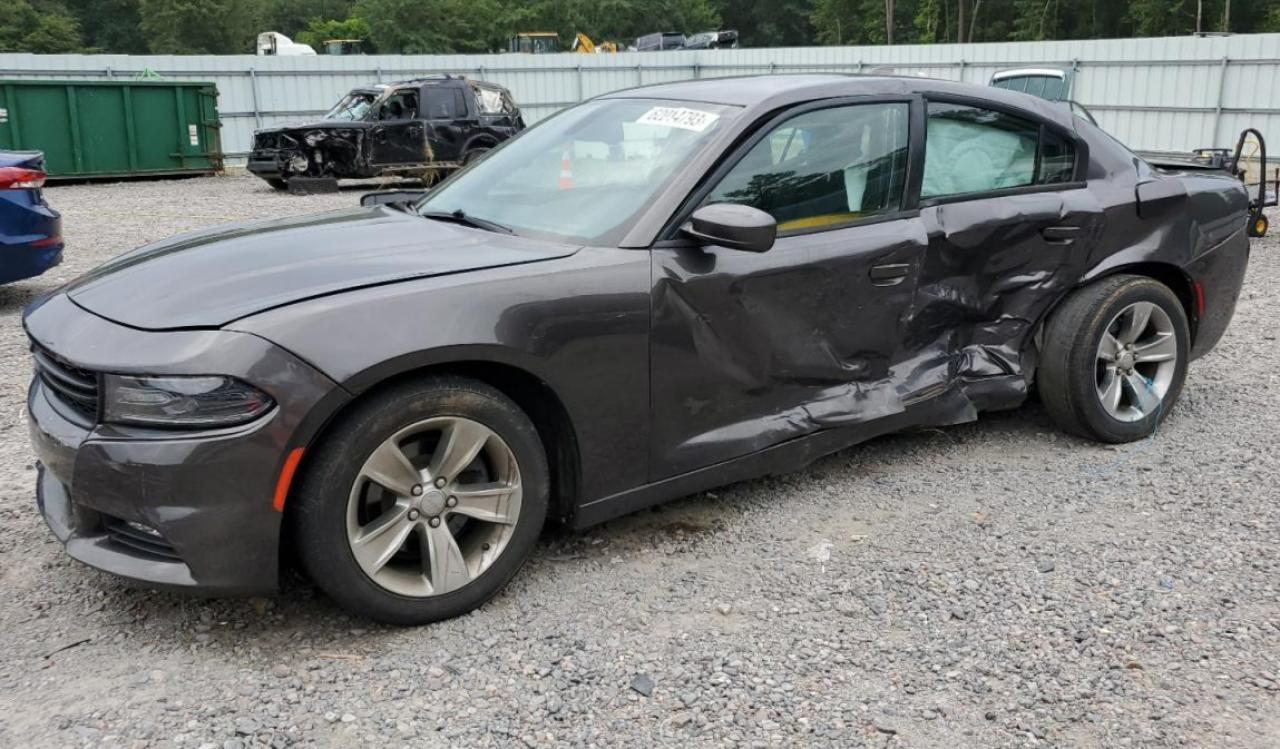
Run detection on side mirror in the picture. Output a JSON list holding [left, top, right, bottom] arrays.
[[681, 203, 776, 253], [361, 189, 429, 208]]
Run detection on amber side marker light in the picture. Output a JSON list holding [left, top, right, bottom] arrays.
[[273, 447, 305, 512]]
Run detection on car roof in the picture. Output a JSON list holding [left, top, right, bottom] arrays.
[[600, 74, 1077, 129], [384, 75, 510, 91]]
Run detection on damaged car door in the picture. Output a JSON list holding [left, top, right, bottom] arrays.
[[370, 88, 427, 167], [420, 84, 471, 164], [650, 100, 927, 477], [910, 99, 1103, 410]]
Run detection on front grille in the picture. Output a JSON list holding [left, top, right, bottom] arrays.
[[32, 345, 100, 423], [103, 515, 182, 561]]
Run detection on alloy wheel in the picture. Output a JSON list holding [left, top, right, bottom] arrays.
[[1094, 301, 1178, 423], [345, 417, 522, 597]]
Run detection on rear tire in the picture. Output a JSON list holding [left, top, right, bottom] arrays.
[[462, 147, 491, 165], [291, 376, 548, 625], [1037, 275, 1190, 443]]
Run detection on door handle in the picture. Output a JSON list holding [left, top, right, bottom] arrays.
[[1041, 225, 1080, 244], [869, 263, 911, 286]]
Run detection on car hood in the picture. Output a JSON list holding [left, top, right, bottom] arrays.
[[66, 206, 581, 330], [258, 119, 378, 136]]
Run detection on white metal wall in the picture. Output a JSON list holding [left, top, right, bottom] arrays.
[[3, 33, 1278, 163]]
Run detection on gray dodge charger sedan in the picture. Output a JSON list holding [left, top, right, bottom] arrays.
[[26, 75, 1256, 624]]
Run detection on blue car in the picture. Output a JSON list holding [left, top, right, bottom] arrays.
[[1, 151, 62, 285]]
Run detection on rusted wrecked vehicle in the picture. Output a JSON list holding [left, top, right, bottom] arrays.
[[247, 75, 524, 192]]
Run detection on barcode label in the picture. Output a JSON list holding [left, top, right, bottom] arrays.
[[636, 106, 720, 132]]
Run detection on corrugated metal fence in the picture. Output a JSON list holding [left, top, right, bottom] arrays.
[[3, 33, 1279, 163]]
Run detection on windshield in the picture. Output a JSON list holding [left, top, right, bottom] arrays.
[[325, 92, 378, 121], [418, 98, 739, 245]]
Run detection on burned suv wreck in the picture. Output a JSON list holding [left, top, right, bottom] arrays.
[[247, 75, 524, 190]]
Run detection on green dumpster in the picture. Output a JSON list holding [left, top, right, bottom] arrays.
[[0, 79, 222, 180]]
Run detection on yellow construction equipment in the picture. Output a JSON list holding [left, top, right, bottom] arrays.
[[508, 32, 561, 54], [572, 33, 619, 53]]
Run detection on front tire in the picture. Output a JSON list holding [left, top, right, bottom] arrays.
[[1037, 275, 1190, 443], [291, 376, 548, 625]]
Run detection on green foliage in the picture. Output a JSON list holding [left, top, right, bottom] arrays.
[[353, 0, 502, 53], [257, 0, 358, 38], [65, 0, 147, 53], [0, 0, 1276, 54], [812, 0, 886, 45], [714, 0, 813, 46], [296, 17, 374, 51], [138, 0, 261, 54], [0, 0, 83, 53], [1126, 0, 1197, 37], [492, 0, 721, 51]]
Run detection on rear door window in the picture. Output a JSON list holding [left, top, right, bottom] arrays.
[[423, 87, 464, 120], [921, 102, 1077, 199], [703, 102, 911, 232]]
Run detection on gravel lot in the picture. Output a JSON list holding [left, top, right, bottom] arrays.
[[0, 174, 1276, 748]]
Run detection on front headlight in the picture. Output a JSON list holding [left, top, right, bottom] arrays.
[[103, 375, 274, 428]]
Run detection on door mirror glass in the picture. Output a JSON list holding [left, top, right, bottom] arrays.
[[682, 203, 776, 253]]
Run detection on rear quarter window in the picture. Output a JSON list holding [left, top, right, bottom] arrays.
[[1039, 127, 1077, 184]]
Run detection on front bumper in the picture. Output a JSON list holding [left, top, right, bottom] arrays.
[[24, 293, 343, 595], [246, 153, 284, 180]]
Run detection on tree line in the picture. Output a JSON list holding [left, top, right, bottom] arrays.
[[3, 0, 1279, 55]]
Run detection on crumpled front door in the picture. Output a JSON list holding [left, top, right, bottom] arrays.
[[649, 217, 929, 480]]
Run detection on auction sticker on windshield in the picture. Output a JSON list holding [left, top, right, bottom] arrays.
[[636, 106, 721, 132]]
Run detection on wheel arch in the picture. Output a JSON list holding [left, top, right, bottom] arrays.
[[282, 357, 582, 535], [461, 133, 499, 155], [1028, 260, 1198, 384], [1079, 261, 1198, 339]]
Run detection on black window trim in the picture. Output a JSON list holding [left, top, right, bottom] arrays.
[[917, 93, 1089, 208], [451, 88, 468, 120], [657, 94, 922, 246]]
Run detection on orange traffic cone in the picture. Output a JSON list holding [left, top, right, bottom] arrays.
[[558, 144, 574, 190]]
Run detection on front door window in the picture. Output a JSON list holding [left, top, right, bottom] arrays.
[[703, 102, 911, 232]]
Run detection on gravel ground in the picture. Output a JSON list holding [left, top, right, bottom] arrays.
[[0, 174, 1277, 748]]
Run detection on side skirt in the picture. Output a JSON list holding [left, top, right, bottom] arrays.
[[572, 375, 1029, 529]]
